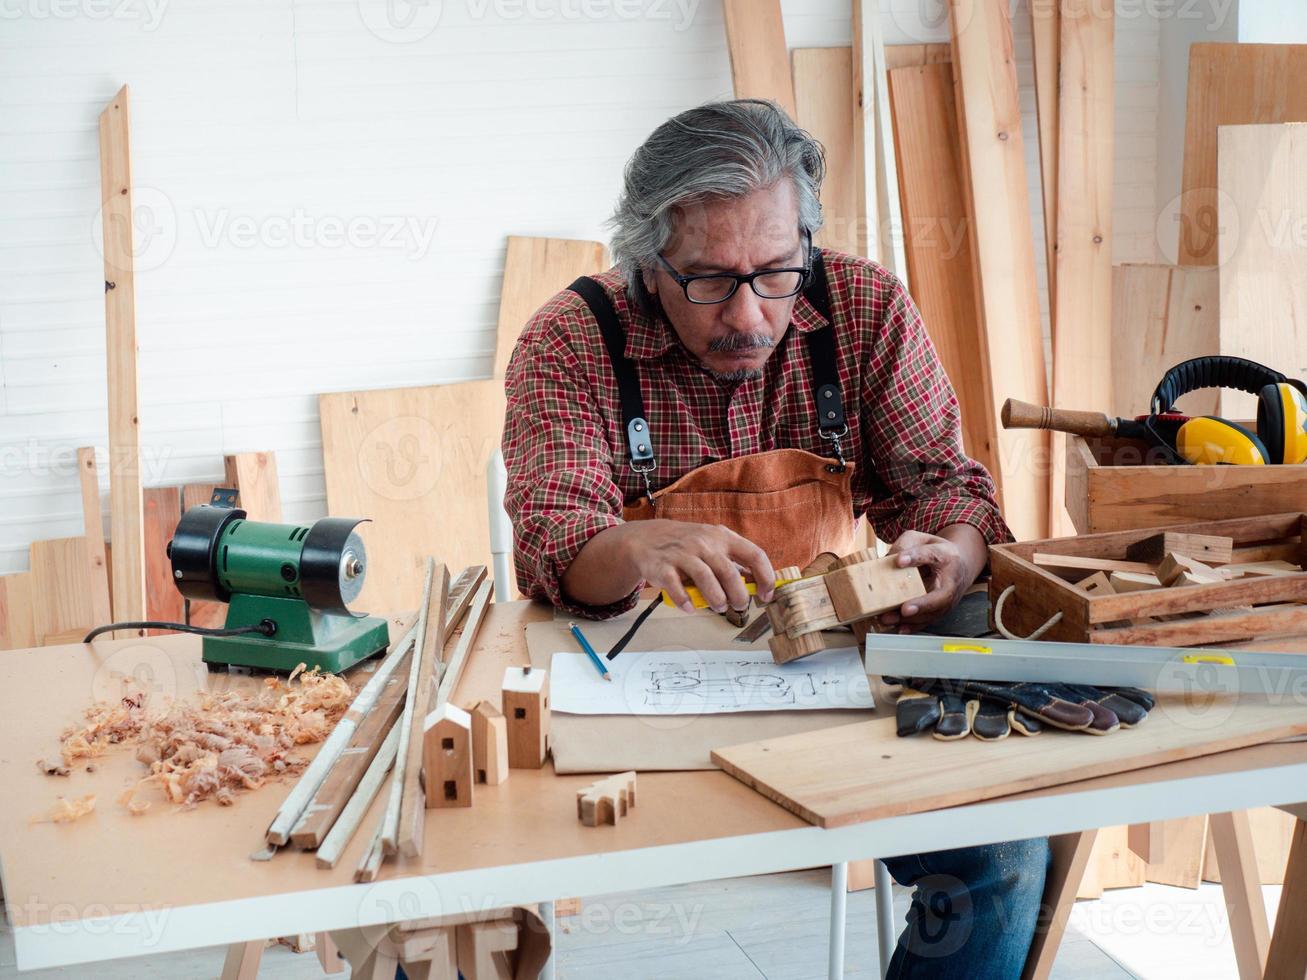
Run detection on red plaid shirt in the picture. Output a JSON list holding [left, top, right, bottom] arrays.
[[502, 249, 1011, 616]]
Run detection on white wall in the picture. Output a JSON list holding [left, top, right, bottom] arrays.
[[1239, 0, 1307, 42], [0, 0, 1161, 574]]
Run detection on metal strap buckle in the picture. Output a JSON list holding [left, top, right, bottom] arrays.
[[819, 423, 849, 473]]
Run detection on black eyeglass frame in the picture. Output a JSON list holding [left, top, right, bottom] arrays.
[[655, 232, 814, 305]]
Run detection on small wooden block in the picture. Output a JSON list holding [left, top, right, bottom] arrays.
[[1076, 571, 1116, 596], [576, 771, 636, 827], [1125, 532, 1234, 565], [1157, 552, 1223, 587], [421, 703, 473, 809], [768, 626, 834, 664], [470, 700, 509, 785], [502, 666, 549, 769], [1108, 570, 1163, 592], [824, 555, 927, 622]]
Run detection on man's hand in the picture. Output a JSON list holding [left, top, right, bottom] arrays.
[[879, 525, 987, 632], [561, 519, 776, 613]]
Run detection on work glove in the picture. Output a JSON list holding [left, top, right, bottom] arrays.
[[891, 677, 1154, 741]]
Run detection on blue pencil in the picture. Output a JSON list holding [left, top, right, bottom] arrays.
[[569, 622, 612, 682]]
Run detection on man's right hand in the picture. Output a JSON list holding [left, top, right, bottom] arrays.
[[561, 519, 776, 614]]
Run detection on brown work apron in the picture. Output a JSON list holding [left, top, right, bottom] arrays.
[[569, 250, 858, 572]]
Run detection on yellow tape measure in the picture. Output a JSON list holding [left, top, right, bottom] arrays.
[[663, 576, 803, 610]]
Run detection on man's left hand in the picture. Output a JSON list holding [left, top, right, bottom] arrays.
[[879, 526, 986, 632]]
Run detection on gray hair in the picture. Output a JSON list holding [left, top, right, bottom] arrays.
[[608, 99, 826, 307]]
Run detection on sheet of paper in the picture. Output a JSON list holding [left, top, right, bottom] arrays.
[[549, 647, 873, 715]]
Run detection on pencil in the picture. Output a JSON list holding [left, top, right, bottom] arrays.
[[569, 622, 612, 681]]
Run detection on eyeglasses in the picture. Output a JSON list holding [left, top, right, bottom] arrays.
[[655, 238, 811, 305]]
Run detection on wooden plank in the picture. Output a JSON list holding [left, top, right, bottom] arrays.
[[29, 538, 94, 646], [433, 579, 492, 711], [1143, 816, 1208, 889], [319, 381, 507, 617], [1264, 817, 1307, 977], [1204, 806, 1297, 884], [493, 236, 607, 379], [792, 48, 858, 255], [142, 487, 183, 634], [1024, 829, 1097, 980], [1210, 810, 1271, 979], [1030, 0, 1059, 305], [1050, 2, 1113, 537], [1110, 264, 1220, 416], [853, 0, 906, 278], [710, 698, 1307, 829], [1078, 825, 1146, 899], [1218, 123, 1307, 419], [721, 0, 796, 118], [76, 448, 111, 627], [0, 574, 36, 651], [99, 84, 146, 633], [948, 0, 1050, 540], [224, 451, 281, 522], [887, 62, 999, 486], [883, 43, 950, 70], [1179, 43, 1307, 266]]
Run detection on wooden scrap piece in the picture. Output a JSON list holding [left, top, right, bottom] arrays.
[[1157, 553, 1223, 588], [442, 565, 488, 646], [577, 771, 636, 827], [224, 451, 282, 522], [722, 0, 796, 117], [99, 84, 146, 634], [315, 723, 400, 869], [1109, 570, 1162, 593], [1126, 533, 1234, 565], [0, 573, 36, 650], [1032, 554, 1154, 575], [432, 578, 493, 711], [76, 448, 111, 627], [422, 703, 473, 810], [30, 538, 94, 646], [470, 700, 508, 786], [502, 666, 549, 770]]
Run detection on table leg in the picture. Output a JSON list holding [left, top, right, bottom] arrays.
[[828, 861, 847, 980], [1210, 810, 1271, 980], [315, 931, 343, 974], [538, 900, 556, 980], [1265, 815, 1307, 978], [456, 919, 518, 980], [1022, 829, 1099, 980], [873, 859, 895, 979], [220, 940, 263, 980]]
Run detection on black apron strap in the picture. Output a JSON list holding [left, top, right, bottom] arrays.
[[801, 252, 849, 469], [568, 277, 657, 484]]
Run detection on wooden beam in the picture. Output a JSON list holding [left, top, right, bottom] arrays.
[[76, 448, 111, 627], [792, 48, 858, 255], [1264, 817, 1307, 977], [1050, 2, 1114, 537], [948, 0, 1050, 540], [1022, 829, 1098, 980], [722, 0, 796, 118], [224, 451, 281, 522], [853, 0, 906, 278], [1030, 0, 1059, 305], [99, 84, 146, 633], [1210, 811, 1271, 979]]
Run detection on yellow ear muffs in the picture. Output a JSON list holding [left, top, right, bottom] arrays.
[[1174, 416, 1269, 465], [1258, 383, 1307, 465]]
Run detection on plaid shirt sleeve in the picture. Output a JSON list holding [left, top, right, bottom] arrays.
[[501, 300, 641, 618], [859, 273, 1013, 547]]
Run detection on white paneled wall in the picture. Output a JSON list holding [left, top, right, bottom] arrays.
[[0, 0, 1160, 574]]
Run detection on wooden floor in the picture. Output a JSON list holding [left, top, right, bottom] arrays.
[[0, 869, 1281, 978]]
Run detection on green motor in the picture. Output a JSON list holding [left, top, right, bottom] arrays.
[[169, 505, 390, 674]]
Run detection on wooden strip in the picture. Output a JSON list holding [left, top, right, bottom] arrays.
[[76, 448, 111, 627], [0, 574, 36, 651], [883, 43, 950, 70], [1030, 0, 1059, 307], [1111, 264, 1219, 417], [1210, 811, 1271, 979], [315, 723, 400, 869], [948, 0, 1050, 540], [1023, 829, 1098, 980], [1090, 605, 1307, 647], [792, 48, 857, 255], [722, 0, 796, 118], [290, 647, 412, 849], [1179, 43, 1307, 266], [853, 0, 906, 278], [434, 579, 493, 711], [493, 236, 608, 379], [142, 487, 183, 634], [390, 563, 448, 859], [1264, 818, 1307, 977], [1050, 2, 1114, 537], [99, 85, 146, 633], [1031, 553, 1153, 575], [442, 565, 487, 646], [1086, 574, 1307, 624], [1204, 807, 1297, 884], [1218, 123, 1307, 420], [224, 451, 281, 522], [30, 538, 94, 646], [887, 63, 999, 486]]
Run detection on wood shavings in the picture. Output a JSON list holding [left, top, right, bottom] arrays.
[[37, 758, 69, 777], [33, 794, 96, 824], [46, 669, 353, 813]]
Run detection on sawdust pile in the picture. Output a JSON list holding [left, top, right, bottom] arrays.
[[49, 665, 353, 811]]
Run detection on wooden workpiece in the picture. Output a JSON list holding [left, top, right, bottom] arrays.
[[1156, 552, 1222, 588], [1125, 532, 1233, 565], [422, 703, 473, 810], [502, 666, 549, 769], [470, 700, 508, 786], [576, 771, 637, 827]]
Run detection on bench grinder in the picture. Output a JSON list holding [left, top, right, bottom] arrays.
[[169, 504, 390, 673]]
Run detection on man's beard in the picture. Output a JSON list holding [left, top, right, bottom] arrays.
[[705, 332, 774, 382]]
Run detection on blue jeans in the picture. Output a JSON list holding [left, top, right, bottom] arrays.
[[881, 837, 1051, 980]]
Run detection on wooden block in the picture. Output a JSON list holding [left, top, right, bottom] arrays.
[[494, 236, 608, 379], [142, 486, 183, 634], [1126, 533, 1234, 565], [824, 556, 927, 622], [576, 771, 636, 827], [0, 573, 36, 651], [766, 576, 839, 640], [75, 447, 111, 627], [1076, 571, 1115, 596], [422, 703, 473, 809], [1108, 571, 1162, 592], [948, 0, 1050, 540], [1157, 553, 1222, 588], [99, 85, 147, 631], [470, 700, 508, 786], [722, 0, 796, 118], [502, 666, 548, 769], [29, 538, 94, 646], [793, 48, 857, 255], [454, 919, 517, 980], [224, 451, 281, 522]]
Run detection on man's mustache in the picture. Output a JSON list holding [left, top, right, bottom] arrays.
[[707, 332, 776, 353]]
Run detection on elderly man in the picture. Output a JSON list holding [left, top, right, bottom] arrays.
[[501, 99, 1048, 977]]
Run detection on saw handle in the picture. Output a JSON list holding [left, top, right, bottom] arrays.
[[1001, 399, 1117, 438]]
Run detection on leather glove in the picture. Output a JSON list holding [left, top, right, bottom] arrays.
[[892, 677, 1154, 741]]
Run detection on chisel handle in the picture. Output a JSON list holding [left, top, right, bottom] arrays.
[[1001, 399, 1117, 438]]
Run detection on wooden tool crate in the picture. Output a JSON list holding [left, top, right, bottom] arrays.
[[1065, 434, 1307, 534], [989, 513, 1307, 647]]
